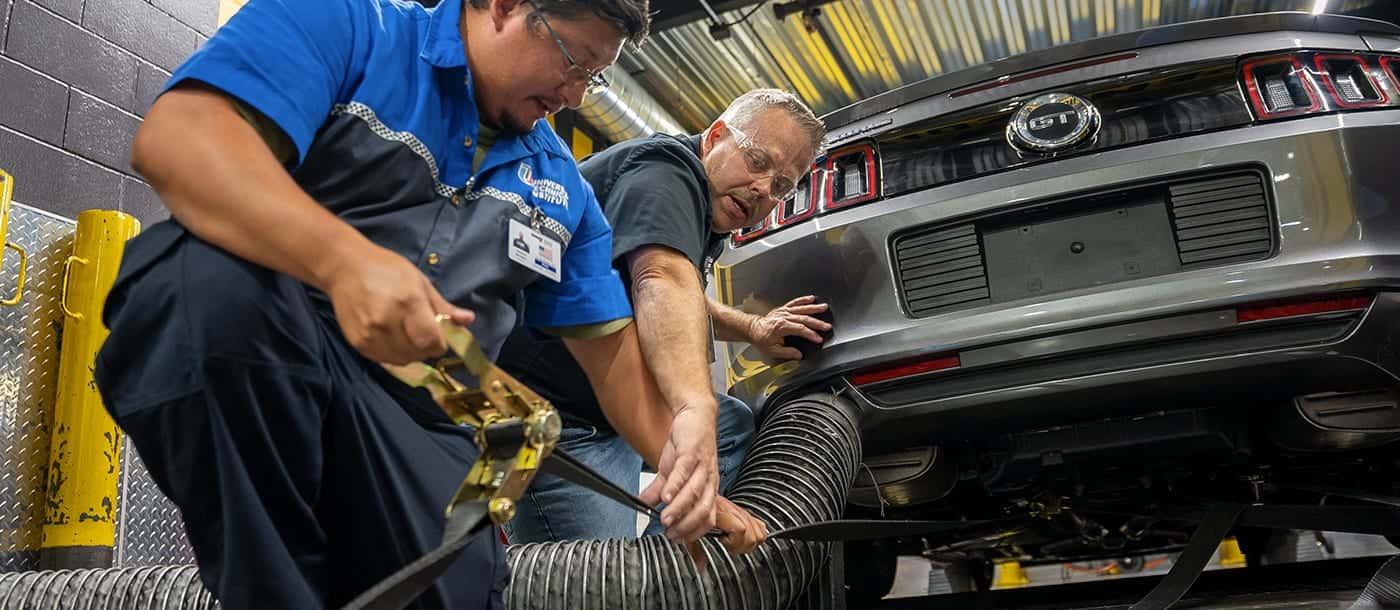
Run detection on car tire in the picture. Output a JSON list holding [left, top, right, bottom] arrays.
[[1236, 528, 1299, 567], [941, 560, 993, 593], [843, 541, 898, 603]]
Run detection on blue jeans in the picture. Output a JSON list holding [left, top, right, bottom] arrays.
[[503, 394, 756, 542]]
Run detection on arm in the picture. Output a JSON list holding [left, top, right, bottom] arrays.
[[626, 245, 721, 423], [132, 0, 469, 365], [560, 323, 671, 466], [135, 88, 469, 365], [562, 318, 719, 543], [706, 294, 832, 361], [707, 297, 759, 342]]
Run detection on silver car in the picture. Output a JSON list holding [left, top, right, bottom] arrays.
[[714, 11, 1400, 599]]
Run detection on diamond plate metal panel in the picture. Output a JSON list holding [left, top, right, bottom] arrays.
[[0, 203, 77, 573], [113, 439, 196, 567]]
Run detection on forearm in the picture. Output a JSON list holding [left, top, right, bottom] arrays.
[[631, 270, 721, 417], [706, 298, 758, 343], [563, 325, 671, 467], [132, 85, 368, 291]]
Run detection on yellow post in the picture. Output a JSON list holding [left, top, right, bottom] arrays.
[[993, 560, 1030, 588], [40, 210, 141, 569], [1219, 537, 1247, 567]]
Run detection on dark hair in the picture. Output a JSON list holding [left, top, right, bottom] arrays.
[[469, 0, 651, 46]]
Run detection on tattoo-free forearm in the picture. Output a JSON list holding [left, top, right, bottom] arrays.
[[563, 325, 671, 467], [706, 298, 759, 343], [628, 248, 721, 418]]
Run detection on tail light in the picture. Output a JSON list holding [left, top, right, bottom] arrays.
[[775, 171, 818, 227], [823, 144, 879, 211], [1241, 51, 1398, 121], [732, 215, 770, 245]]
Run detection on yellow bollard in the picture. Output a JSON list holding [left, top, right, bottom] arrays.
[[40, 210, 141, 569], [993, 560, 1030, 588], [1219, 537, 1247, 567]]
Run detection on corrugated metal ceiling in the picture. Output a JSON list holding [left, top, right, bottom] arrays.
[[625, 0, 1385, 132]]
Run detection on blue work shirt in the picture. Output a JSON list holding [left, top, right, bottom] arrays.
[[165, 0, 632, 359]]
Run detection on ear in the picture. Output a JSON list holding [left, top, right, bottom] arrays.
[[489, 0, 528, 31], [701, 120, 726, 156]]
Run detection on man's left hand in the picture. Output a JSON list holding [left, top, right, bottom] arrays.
[[748, 295, 831, 360]]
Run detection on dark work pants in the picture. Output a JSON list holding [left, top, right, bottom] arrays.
[[94, 222, 507, 610]]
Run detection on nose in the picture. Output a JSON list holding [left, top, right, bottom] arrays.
[[750, 177, 774, 202], [559, 81, 587, 110]]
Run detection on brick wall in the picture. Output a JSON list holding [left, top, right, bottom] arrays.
[[0, 0, 218, 224]]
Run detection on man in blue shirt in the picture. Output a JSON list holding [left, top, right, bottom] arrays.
[[94, 0, 735, 608]]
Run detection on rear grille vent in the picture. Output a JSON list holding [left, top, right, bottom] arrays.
[[1168, 174, 1272, 267], [894, 224, 990, 318]]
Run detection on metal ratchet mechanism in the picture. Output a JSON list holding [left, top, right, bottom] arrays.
[[383, 315, 562, 526]]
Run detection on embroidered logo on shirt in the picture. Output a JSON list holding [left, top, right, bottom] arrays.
[[531, 178, 569, 209], [517, 162, 534, 186]]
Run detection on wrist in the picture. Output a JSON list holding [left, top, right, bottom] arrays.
[[743, 313, 763, 344], [308, 228, 373, 293]]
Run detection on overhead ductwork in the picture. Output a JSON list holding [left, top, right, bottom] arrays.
[[577, 68, 687, 142]]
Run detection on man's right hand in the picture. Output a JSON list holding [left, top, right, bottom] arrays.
[[322, 243, 474, 365], [640, 401, 720, 545]]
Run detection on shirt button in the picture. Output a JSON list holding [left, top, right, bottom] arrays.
[[463, 135, 474, 148], [427, 253, 441, 266], [451, 194, 462, 206]]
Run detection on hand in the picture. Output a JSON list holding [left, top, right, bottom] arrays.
[[747, 295, 832, 360], [714, 495, 767, 555], [322, 243, 475, 365], [640, 403, 720, 546]]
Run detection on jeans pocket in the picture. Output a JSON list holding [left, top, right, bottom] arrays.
[[557, 423, 599, 448]]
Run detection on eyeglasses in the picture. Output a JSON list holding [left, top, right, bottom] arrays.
[[526, 0, 611, 95], [727, 124, 799, 201]]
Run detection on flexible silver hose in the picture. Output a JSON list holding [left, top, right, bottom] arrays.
[[0, 392, 861, 610], [0, 565, 214, 609], [505, 392, 862, 610]]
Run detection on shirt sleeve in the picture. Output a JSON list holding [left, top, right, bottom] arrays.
[[163, 0, 366, 164], [604, 146, 711, 269], [523, 181, 634, 328]]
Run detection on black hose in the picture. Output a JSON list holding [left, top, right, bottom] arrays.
[[505, 392, 862, 610], [0, 392, 862, 610]]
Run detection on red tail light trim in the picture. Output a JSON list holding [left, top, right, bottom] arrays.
[[850, 354, 961, 386], [1241, 55, 1321, 119], [775, 167, 821, 227], [823, 144, 879, 212], [1313, 54, 1389, 108], [1236, 294, 1373, 323], [1383, 56, 1400, 85], [731, 214, 771, 245]]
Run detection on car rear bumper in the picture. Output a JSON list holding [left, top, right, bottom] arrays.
[[720, 111, 1400, 420]]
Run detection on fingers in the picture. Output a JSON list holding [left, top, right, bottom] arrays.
[[662, 454, 717, 542], [427, 284, 476, 326], [717, 507, 765, 554], [685, 540, 709, 573], [783, 303, 830, 317], [401, 301, 448, 360], [781, 320, 824, 344], [782, 295, 817, 308], [639, 472, 666, 506], [790, 312, 832, 332]]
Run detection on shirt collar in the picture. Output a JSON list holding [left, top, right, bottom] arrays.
[[421, 0, 467, 69]]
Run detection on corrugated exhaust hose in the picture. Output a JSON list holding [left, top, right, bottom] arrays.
[[0, 393, 862, 609], [505, 392, 862, 610]]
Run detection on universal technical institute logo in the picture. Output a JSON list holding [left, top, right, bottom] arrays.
[[1006, 92, 1101, 153]]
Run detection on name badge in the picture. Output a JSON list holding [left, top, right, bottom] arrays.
[[508, 218, 562, 282]]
